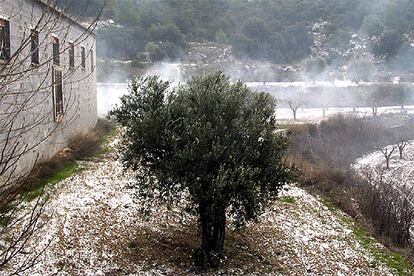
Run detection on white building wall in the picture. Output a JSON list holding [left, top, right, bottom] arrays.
[[0, 0, 97, 174]]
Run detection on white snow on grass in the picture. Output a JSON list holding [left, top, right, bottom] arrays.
[[257, 186, 393, 275], [2, 142, 398, 275], [354, 140, 414, 188]]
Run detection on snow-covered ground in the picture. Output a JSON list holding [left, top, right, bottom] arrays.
[[354, 140, 414, 188], [246, 80, 376, 88], [276, 106, 414, 123], [2, 140, 397, 275]]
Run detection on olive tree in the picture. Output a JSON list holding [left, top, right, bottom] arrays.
[[111, 72, 296, 268]]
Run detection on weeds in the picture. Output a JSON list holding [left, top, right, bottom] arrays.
[[24, 162, 84, 201], [279, 196, 296, 204]]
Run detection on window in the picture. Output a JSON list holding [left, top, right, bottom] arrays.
[[68, 42, 74, 68], [90, 49, 94, 73], [52, 67, 63, 121], [81, 46, 85, 69], [0, 19, 10, 62], [31, 29, 39, 65], [52, 36, 59, 66]]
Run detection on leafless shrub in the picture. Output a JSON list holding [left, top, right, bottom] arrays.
[[94, 117, 114, 136], [297, 165, 359, 217], [291, 114, 414, 258], [289, 114, 414, 169], [358, 167, 414, 247], [68, 132, 100, 159]]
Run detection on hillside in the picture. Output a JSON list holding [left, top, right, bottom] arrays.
[[3, 138, 412, 275], [62, 0, 414, 82]]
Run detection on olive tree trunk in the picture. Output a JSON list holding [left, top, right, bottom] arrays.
[[194, 202, 226, 268]]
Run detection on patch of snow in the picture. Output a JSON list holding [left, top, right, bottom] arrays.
[[354, 140, 414, 189]]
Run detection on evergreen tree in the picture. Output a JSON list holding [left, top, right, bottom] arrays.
[[111, 72, 296, 268]]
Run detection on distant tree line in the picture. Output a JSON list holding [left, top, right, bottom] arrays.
[[61, 0, 414, 69], [279, 84, 414, 110]]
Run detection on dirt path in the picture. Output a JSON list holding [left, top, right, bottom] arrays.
[[2, 142, 398, 275]]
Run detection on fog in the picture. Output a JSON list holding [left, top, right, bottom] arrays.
[[98, 59, 414, 120], [97, 62, 184, 116], [97, 83, 129, 116]]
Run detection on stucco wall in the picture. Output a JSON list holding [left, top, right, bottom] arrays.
[[0, 0, 97, 174]]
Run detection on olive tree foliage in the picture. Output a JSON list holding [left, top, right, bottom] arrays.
[[111, 72, 296, 268]]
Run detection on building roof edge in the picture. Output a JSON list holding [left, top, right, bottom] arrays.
[[33, 0, 96, 36]]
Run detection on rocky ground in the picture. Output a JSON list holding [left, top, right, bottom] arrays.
[[1, 139, 405, 275]]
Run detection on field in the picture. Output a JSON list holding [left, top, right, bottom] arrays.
[[2, 138, 406, 275]]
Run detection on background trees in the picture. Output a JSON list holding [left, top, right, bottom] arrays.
[[347, 58, 375, 84], [68, 0, 414, 68], [302, 57, 327, 83], [111, 72, 296, 268], [361, 15, 384, 37], [372, 31, 404, 60]]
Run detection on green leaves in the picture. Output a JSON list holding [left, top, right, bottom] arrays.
[[111, 72, 296, 226]]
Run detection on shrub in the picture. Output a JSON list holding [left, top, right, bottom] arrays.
[[68, 132, 100, 160], [289, 115, 411, 168]]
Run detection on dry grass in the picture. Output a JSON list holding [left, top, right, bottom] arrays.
[[126, 222, 286, 275], [20, 119, 115, 201]]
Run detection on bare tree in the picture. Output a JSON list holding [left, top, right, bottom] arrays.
[[371, 106, 378, 116], [380, 146, 396, 169], [322, 107, 328, 118], [0, 0, 102, 273], [286, 99, 303, 121], [396, 138, 408, 160]]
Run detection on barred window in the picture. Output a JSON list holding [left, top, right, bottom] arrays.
[[52, 67, 64, 121], [81, 46, 85, 69], [69, 42, 74, 68], [90, 49, 94, 73], [0, 19, 11, 62], [31, 29, 39, 65], [52, 36, 59, 66]]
